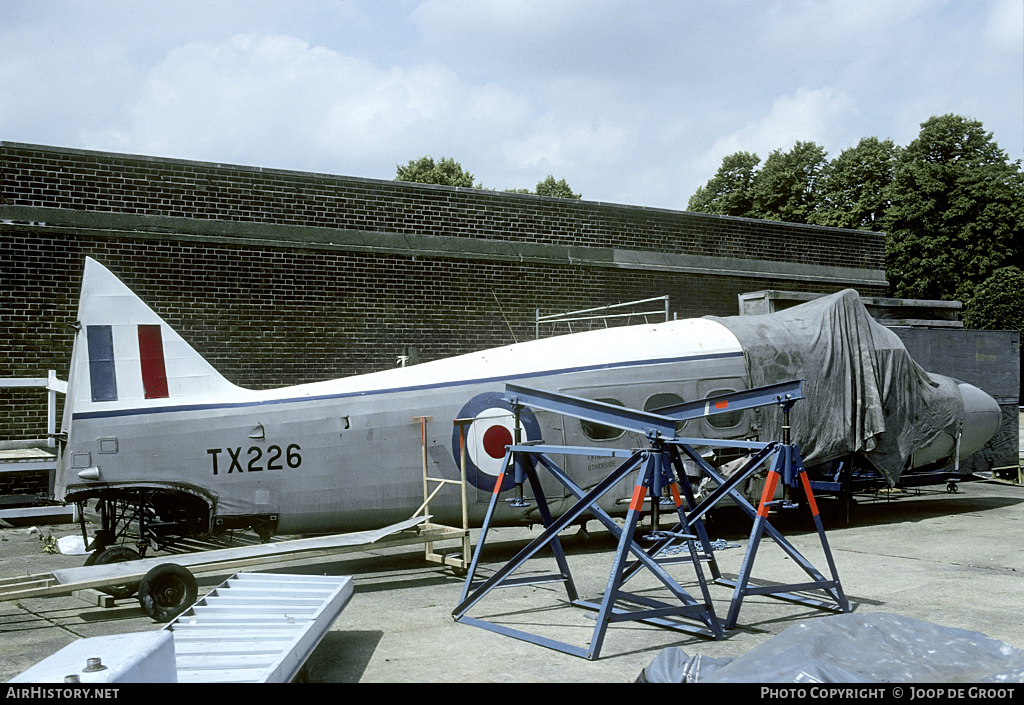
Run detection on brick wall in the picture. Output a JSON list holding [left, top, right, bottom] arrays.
[[0, 462, 48, 497], [1, 142, 885, 270], [1, 142, 887, 442]]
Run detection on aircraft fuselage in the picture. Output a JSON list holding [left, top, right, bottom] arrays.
[[58, 259, 1002, 542], [64, 319, 751, 535]]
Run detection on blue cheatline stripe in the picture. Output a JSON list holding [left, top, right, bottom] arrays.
[[86, 325, 118, 402], [72, 350, 745, 420]]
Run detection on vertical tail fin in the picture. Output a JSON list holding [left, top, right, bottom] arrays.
[[58, 258, 245, 499], [62, 257, 242, 422]]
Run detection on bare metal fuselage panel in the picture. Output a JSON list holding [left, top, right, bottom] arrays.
[[58, 259, 750, 534], [65, 349, 749, 534]]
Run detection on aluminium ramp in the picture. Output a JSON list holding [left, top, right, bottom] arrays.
[[166, 572, 354, 683], [10, 572, 353, 683], [0, 516, 426, 602]]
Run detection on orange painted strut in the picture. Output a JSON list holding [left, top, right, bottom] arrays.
[[628, 485, 647, 513], [799, 471, 820, 517], [756, 471, 780, 518], [669, 481, 683, 508]]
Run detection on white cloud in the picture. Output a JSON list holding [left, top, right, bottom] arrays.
[[0, 19, 144, 147], [83, 33, 533, 177], [1, 1, 1020, 210], [985, 0, 1024, 51], [691, 86, 860, 183], [501, 114, 632, 171]]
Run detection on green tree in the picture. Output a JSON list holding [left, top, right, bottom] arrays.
[[962, 266, 1024, 333], [883, 114, 1024, 301], [503, 176, 582, 199], [534, 175, 581, 199], [750, 141, 829, 223], [396, 156, 478, 188], [687, 151, 760, 217], [812, 137, 899, 230]]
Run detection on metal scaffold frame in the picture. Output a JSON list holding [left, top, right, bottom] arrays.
[[452, 381, 850, 659], [412, 415, 471, 573], [535, 295, 670, 339]]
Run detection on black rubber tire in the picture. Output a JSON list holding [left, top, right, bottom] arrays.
[[138, 563, 198, 623], [91, 545, 141, 599]]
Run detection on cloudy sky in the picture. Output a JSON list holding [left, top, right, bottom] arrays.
[[2, 1, 1021, 211]]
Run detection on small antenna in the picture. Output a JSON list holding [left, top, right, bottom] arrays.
[[491, 290, 518, 344]]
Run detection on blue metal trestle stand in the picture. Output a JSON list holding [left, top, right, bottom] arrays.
[[452, 381, 850, 659], [719, 397, 850, 628], [452, 439, 723, 659]]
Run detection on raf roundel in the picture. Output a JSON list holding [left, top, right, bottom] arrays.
[[452, 392, 542, 492]]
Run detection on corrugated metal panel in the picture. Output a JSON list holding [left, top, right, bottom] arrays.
[[165, 572, 354, 683]]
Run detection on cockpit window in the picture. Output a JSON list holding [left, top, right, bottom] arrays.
[[704, 389, 745, 429], [580, 398, 626, 441]]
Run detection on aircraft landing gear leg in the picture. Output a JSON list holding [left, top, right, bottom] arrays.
[[80, 494, 150, 599], [89, 545, 142, 599]]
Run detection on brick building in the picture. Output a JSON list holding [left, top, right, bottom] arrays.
[[1, 141, 887, 444]]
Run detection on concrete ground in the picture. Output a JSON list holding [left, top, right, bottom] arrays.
[[2, 479, 1023, 683]]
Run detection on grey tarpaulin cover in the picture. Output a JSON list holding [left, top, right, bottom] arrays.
[[707, 290, 964, 484], [637, 612, 1024, 683]]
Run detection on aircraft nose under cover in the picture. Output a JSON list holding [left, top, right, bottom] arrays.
[[957, 382, 1002, 459], [708, 290, 999, 484]]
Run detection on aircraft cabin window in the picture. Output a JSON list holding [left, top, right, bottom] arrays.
[[644, 393, 687, 433], [580, 398, 626, 441], [705, 389, 745, 429], [644, 393, 684, 413]]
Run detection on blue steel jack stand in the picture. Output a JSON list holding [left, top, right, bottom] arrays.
[[718, 395, 850, 628], [624, 390, 851, 628], [452, 382, 850, 658], [452, 439, 723, 660], [617, 439, 781, 586]]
